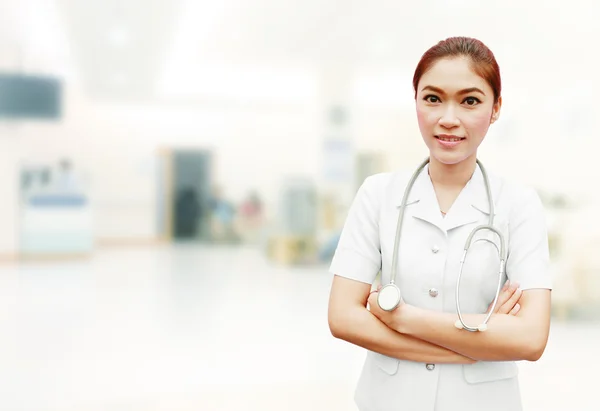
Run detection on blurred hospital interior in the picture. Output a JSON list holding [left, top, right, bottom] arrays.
[[1, 0, 599, 410]]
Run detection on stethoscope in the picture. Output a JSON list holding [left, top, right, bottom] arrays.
[[377, 157, 506, 332]]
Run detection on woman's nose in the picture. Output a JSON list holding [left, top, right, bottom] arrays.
[[438, 106, 461, 128]]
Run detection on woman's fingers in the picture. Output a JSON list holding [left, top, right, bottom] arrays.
[[509, 303, 521, 316], [488, 281, 522, 314], [486, 280, 510, 313], [496, 280, 512, 307], [502, 286, 522, 315]]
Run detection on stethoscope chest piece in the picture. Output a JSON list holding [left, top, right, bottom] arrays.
[[377, 284, 402, 311], [454, 319, 488, 332]]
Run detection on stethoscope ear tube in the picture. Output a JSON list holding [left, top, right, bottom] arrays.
[[378, 157, 429, 312]]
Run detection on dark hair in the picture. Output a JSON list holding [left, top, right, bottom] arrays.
[[413, 37, 501, 103]]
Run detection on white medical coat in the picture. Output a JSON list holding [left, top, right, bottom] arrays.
[[329, 163, 552, 411]]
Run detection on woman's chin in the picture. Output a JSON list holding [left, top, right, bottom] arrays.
[[430, 151, 470, 165]]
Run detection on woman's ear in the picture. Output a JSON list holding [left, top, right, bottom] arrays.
[[490, 96, 502, 124]]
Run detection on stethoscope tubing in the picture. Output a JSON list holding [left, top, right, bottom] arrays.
[[380, 157, 506, 332]]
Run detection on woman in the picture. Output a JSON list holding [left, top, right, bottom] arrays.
[[327, 37, 552, 411]]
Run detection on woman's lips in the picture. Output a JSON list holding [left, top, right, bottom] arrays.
[[435, 135, 465, 148]]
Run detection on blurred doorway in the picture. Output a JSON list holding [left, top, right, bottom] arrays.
[[157, 149, 213, 242]]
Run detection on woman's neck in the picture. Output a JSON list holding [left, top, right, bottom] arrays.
[[428, 155, 477, 188]]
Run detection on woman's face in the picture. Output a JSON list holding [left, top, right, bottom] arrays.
[[415, 57, 501, 166]]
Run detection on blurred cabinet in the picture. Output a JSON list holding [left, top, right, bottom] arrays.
[[268, 177, 318, 265], [20, 194, 93, 256], [18, 162, 93, 257], [267, 235, 317, 265], [278, 177, 318, 237]]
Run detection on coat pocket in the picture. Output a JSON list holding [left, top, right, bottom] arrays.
[[368, 351, 399, 375], [463, 361, 518, 384]]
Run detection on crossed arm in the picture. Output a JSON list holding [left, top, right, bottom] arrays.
[[367, 285, 551, 362], [328, 275, 475, 364], [328, 275, 551, 363]]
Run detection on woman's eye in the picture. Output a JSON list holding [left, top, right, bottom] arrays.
[[463, 96, 481, 106], [424, 95, 440, 103]]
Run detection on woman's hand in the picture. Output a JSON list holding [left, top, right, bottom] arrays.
[[486, 280, 522, 315], [367, 286, 406, 331]]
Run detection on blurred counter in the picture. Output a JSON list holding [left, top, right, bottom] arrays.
[[20, 193, 93, 256]]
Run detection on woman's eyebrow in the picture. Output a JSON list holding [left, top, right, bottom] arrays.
[[457, 87, 486, 95], [421, 85, 486, 96]]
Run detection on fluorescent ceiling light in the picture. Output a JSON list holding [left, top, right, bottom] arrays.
[[17, 0, 75, 77], [157, 62, 318, 105], [156, 0, 235, 94], [107, 26, 132, 48]]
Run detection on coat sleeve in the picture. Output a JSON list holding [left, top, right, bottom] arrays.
[[505, 186, 553, 291], [328, 175, 383, 285]]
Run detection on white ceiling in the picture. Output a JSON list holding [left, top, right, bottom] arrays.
[[55, 0, 182, 99], [6, 0, 599, 102]]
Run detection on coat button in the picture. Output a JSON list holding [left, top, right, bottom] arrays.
[[426, 363, 435, 371], [429, 288, 439, 298], [431, 245, 440, 253]]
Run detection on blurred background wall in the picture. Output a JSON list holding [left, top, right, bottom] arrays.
[[1, 1, 600, 409], [1, 0, 599, 299]]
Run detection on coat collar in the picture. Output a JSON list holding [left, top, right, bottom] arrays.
[[392, 162, 495, 232]]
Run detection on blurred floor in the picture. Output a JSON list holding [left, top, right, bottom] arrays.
[[2, 245, 597, 410]]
